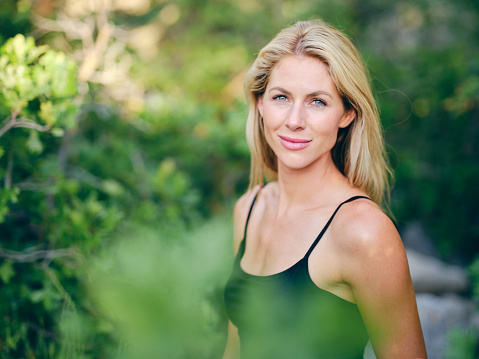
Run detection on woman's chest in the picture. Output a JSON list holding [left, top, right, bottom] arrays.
[[241, 210, 328, 276]]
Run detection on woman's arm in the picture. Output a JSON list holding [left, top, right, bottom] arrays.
[[222, 187, 260, 359], [222, 320, 240, 359], [231, 186, 260, 254], [339, 203, 427, 358]]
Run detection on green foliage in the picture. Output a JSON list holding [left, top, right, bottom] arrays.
[[0, 34, 78, 129], [0, 19, 86, 359], [0, 186, 19, 222], [356, 0, 479, 260], [469, 257, 479, 305], [0, 259, 15, 283], [59, 215, 233, 359], [0, 0, 32, 44], [0, 31, 80, 228], [444, 327, 478, 359]]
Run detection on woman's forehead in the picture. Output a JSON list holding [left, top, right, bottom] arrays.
[[267, 55, 338, 96]]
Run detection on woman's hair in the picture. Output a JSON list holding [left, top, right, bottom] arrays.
[[244, 19, 391, 205]]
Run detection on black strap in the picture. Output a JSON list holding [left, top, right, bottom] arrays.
[[243, 193, 371, 258], [304, 196, 371, 259], [243, 191, 259, 240]]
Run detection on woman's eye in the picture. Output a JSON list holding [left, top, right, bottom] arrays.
[[273, 95, 288, 102], [312, 99, 326, 107]]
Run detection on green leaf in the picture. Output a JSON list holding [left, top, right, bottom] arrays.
[[102, 179, 125, 197], [25, 44, 48, 64], [51, 127, 65, 137], [0, 187, 19, 223], [11, 34, 27, 64], [26, 130, 43, 154], [47, 51, 78, 98], [0, 34, 80, 130], [39, 100, 55, 125], [0, 259, 15, 284]]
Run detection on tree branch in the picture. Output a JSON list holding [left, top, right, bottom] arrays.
[[0, 247, 76, 263], [0, 112, 18, 138], [0, 115, 53, 138], [14, 118, 53, 132], [0, 119, 16, 138], [5, 132, 14, 188]]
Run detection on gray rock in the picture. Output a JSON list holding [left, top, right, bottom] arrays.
[[402, 222, 440, 258], [473, 313, 479, 333], [363, 340, 375, 359], [407, 248, 469, 294], [416, 293, 477, 359]]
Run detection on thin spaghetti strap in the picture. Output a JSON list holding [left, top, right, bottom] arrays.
[[304, 196, 371, 259], [243, 192, 260, 240]]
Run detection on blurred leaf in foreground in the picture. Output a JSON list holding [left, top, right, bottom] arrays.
[[60, 214, 233, 359]]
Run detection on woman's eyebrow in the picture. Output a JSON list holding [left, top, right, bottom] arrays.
[[269, 87, 332, 99], [308, 90, 333, 99], [268, 86, 292, 96]]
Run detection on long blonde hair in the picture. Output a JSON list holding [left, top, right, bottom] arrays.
[[244, 20, 391, 205]]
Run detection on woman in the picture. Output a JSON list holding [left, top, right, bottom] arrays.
[[223, 20, 426, 359]]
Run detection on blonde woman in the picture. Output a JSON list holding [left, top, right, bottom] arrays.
[[223, 20, 426, 359]]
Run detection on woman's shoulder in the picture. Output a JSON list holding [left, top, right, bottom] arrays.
[[233, 182, 278, 220], [232, 183, 278, 252], [329, 196, 409, 283], [231, 185, 262, 253], [329, 196, 402, 256], [233, 186, 260, 220]]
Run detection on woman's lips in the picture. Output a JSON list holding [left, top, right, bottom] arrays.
[[278, 135, 312, 150]]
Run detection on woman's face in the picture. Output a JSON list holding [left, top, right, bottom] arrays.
[[258, 55, 354, 172]]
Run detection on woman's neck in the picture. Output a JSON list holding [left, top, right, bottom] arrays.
[[275, 156, 351, 214]]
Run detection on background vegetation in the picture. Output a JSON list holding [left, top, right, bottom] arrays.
[[0, 0, 477, 357]]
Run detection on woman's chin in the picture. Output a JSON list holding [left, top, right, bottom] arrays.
[[277, 158, 315, 172]]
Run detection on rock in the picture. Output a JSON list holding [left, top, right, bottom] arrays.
[[474, 313, 479, 332], [407, 248, 469, 294], [416, 293, 477, 359], [363, 340, 375, 359], [401, 222, 440, 258]]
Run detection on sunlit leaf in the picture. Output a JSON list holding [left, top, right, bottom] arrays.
[[26, 130, 43, 153], [0, 260, 15, 284]]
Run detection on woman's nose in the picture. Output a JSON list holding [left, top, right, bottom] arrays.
[[285, 104, 306, 130]]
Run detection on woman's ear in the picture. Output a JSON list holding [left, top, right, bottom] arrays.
[[257, 96, 264, 118], [339, 109, 356, 128]]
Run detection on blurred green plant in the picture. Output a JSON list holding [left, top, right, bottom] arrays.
[[0, 30, 91, 358], [0, 34, 78, 138], [444, 327, 478, 359], [469, 257, 479, 306], [0, 33, 79, 224], [58, 215, 233, 359]]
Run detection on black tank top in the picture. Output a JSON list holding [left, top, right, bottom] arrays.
[[224, 195, 370, 359]]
